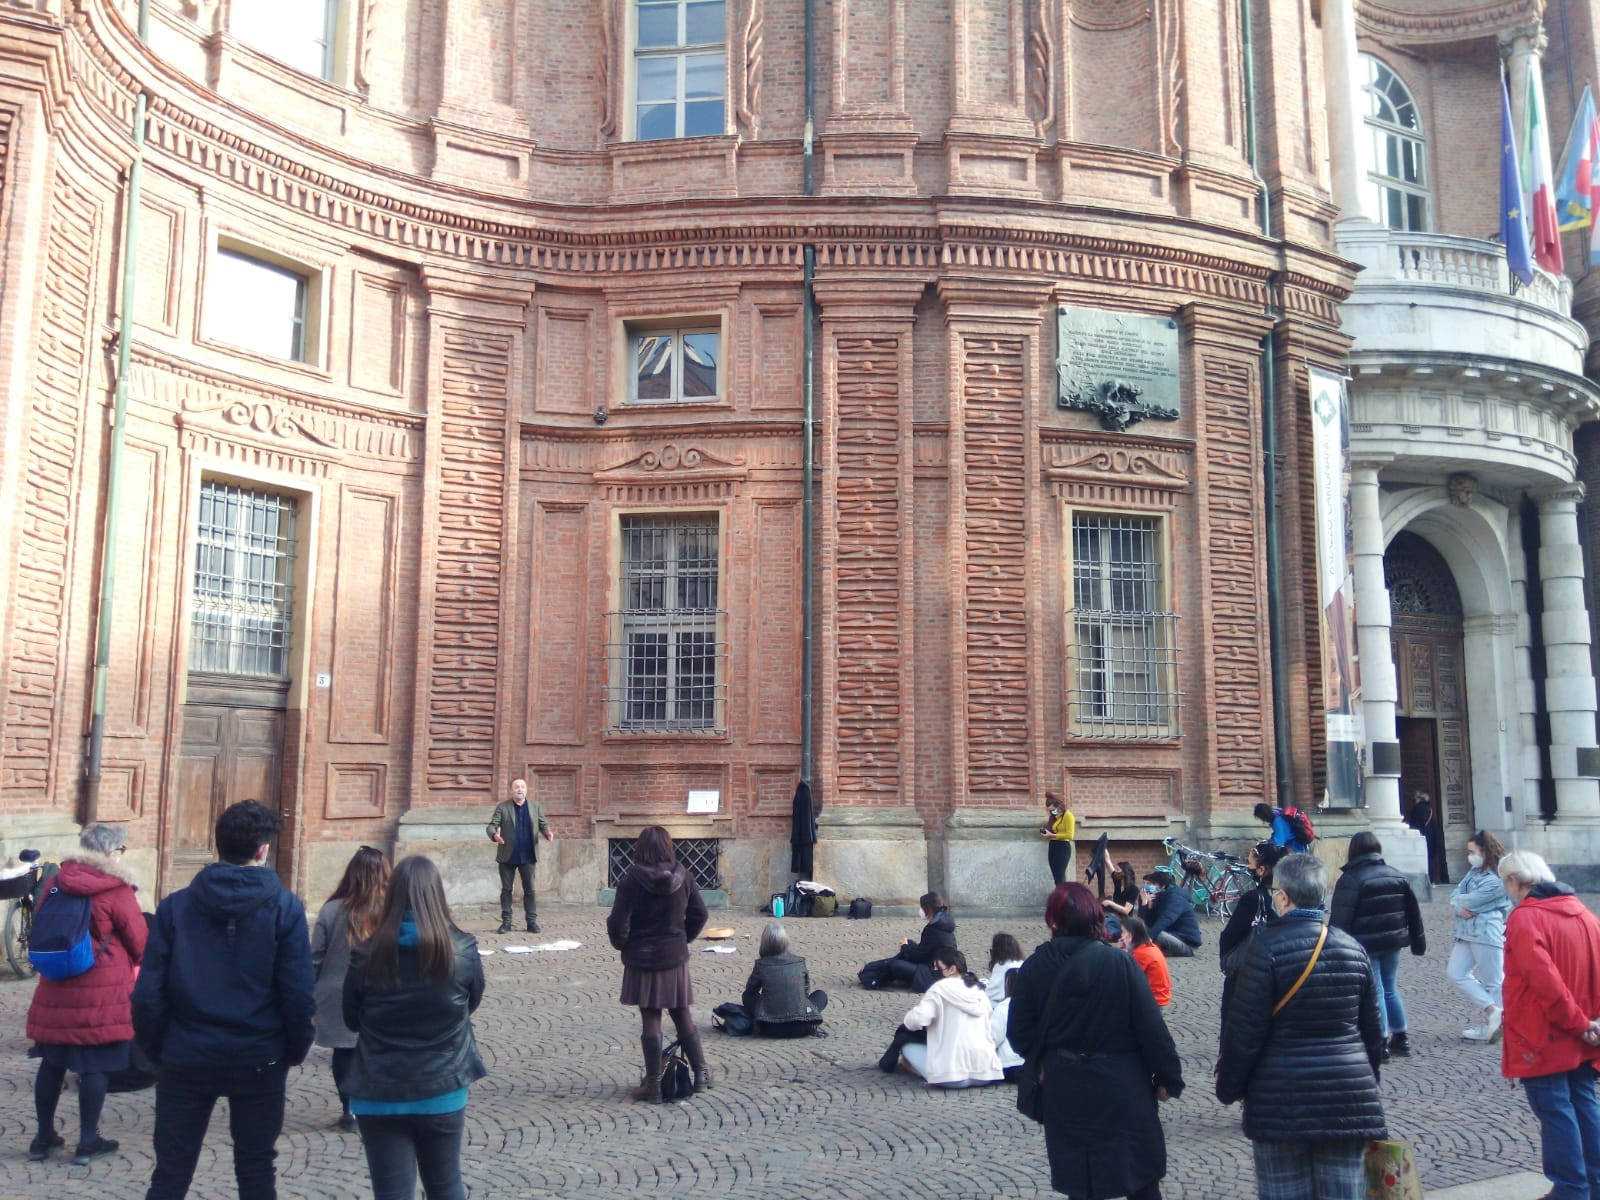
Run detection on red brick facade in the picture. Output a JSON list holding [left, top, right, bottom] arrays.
[[0, 0, 1368, 905]]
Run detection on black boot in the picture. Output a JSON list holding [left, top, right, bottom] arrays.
[[1388, 1031, 1411, 1058], [680, 1026, 712, 1092], [631, 1035, 662, 1101], [878, 1024, 911, 1073]]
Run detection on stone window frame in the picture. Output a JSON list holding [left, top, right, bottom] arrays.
[[603, 508, 731, 736], [1063, 507, 1181, 740], [202, 232, 329, 370], [188, 478, 300, 680], [1359, 54, 1431, 232], [628, 0, 730, 141]]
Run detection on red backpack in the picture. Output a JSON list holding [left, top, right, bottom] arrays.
[[1280, 805, 1317, 846]]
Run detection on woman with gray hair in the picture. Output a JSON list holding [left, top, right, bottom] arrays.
[[1216, 851, 1387, 1199], [24, 824, 147, 1165], [740, 922, 826, 1037]]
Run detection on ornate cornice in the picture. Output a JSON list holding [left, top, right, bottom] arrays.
[[1358, 1, 1542, 43]]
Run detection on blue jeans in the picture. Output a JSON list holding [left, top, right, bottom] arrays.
[[357, 1108, 467, 1200], [1369, 949, 1405, 1038], [1522, 1064, 1600, 1200], [145, 1062, 287, 1200]]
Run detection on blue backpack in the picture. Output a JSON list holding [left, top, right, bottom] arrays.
[[28, 883, 99, 980]]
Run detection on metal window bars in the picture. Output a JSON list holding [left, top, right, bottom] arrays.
[[609, 837, 722, 891], [190, 482, 297, 678], [1068, 514, 1179, 738], [606, 516, 727, 732]]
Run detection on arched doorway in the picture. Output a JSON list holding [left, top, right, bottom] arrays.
[[1385, 531, 1468, 884]]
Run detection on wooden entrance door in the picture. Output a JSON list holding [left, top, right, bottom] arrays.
[[170, 677, 287, 891]]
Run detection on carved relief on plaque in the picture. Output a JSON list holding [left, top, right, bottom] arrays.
[[1056, 305, 1181, 432]]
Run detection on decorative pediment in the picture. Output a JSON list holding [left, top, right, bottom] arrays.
[[1045, 445, 1190, 488], [595, 443, 746, 480], [180, 395, 339, 449]]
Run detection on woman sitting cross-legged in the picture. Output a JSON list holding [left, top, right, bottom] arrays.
[[740, 922, 827, 1037], [878, 948, 1004, 1089]]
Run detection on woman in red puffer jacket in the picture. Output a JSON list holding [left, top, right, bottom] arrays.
[[24, 823, 147, 1165]]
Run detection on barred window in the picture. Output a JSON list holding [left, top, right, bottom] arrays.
[[190, 482, 297, 678], [1360, 55, 1429, 232], [634, 0, 726, 140], [609, 837, 722, 890], [1067, 514, 1179, 737], [606, 515, 727, 732]]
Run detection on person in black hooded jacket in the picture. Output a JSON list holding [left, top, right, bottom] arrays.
[[1216, 852, 1387, 1200], [133, 801, 314, 1200], [883, 892, 958, 991], [1329, 830, 1426, 1059], [606, 826, 710, 1100]]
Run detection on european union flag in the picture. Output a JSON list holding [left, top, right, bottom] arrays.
[[1502, 71, 1534, 285]]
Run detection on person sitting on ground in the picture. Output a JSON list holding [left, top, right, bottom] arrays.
[[1120, 916, 1171, 1009], [983, 932, 1024, 1007], [739, 923, 826, 1037], [860, 891, 957, 992], [879, 948, 1003, 1089], [1106, 867, 1201, 958], [990, 968, 1024, 1082], [1103, 860, 1141, 940]]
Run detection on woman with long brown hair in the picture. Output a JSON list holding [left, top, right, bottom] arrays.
[[312, 845, 391, 1129], [342, 856, 486, 1200], [606, 825, 710, 1100], [1448, 829, 1513, 1043]]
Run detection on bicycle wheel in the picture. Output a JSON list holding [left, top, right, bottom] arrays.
[[1216, 870, 1249, 920], [4, 900, 33, 979]]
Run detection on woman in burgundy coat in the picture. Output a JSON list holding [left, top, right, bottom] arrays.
[[24, 823, 147, 1165]]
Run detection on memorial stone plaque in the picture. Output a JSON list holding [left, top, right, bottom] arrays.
[[1055, 305, 1180, 432]]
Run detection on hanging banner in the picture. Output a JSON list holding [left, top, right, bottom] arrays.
[[1309, 367, 1364, 807]]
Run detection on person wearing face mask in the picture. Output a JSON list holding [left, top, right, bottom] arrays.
[[1216, 853, 1387, 1200], [1102, 867, 1201, 958], [1447, 830, 1512, 1043]]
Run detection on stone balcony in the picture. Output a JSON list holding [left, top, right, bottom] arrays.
[[1336, 223, 1600, 487]]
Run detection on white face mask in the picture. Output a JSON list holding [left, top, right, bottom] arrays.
[[1467, 853, 1484, 870]]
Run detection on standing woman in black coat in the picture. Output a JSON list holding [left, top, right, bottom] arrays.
[[342, 855, 487, 1200], [1008, 883, 1183, 1200], [1216, 852, 1387, 1200], [606, 826, 711, 1099], [1329, 830, 1426, 1059]]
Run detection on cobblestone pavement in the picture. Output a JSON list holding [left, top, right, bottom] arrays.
[[0, 888, 1575, 1198]]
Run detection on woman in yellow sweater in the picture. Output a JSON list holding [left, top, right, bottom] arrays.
[[1040, 792, 1075, 885]]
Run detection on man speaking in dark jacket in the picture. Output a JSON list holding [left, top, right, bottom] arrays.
[[133, 800, 314, 1200]]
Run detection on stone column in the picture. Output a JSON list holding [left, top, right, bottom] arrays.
[[1534, 484, 1600, 817], [1499, 23, 1546, 147], [1350, 463, 1399, 818], [1321, 0, 1371, 223]]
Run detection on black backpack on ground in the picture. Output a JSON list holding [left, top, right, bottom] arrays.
[[847, 898, 873, 919]]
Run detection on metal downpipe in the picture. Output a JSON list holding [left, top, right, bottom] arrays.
[[800, 0, 816, 785]]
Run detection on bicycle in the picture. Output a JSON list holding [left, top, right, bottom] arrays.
[[1161, 837, 1253, 919], [1, 849, 53, 979]]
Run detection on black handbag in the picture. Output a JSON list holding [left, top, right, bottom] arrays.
[[659, 1039, 695, 1101]]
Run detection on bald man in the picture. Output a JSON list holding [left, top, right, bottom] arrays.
[[487, 779, 552, 933]]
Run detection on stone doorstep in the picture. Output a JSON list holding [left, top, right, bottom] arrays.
[[1425, 1171, 1550, 1199]]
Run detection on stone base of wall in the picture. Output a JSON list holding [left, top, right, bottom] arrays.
[[810, 807, 927, 911], [942, 807, 1054, 914]]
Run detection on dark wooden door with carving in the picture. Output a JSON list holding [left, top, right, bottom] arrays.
[[1386, 533, 1471, 845], [170, 678, 286, 891]]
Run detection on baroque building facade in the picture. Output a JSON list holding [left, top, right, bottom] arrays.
[[1, 0, 1598, 908]]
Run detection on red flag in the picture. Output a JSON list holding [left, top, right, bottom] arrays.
[[1524, 69, 1564, 273]]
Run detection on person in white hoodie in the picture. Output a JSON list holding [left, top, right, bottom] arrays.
[[891, 949, 1004, 1089], [983, 932, 1025, 1007], [990, 967, 1025, 1082]]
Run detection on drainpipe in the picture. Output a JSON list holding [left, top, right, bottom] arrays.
[[1240, 0, 1292, 803], [84, 0, 152, 823], [800, 0, 816, 785]]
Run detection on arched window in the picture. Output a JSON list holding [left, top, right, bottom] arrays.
[[1361, 55, 1430, 231]]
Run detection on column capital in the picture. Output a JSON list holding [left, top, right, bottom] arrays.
[[811, 276, 927, 322], [1531, 481, 1586, 508], [1498, 21, 1547, 59]]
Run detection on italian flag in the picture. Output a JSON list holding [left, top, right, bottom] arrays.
[[1524, 68, 1565, 274]]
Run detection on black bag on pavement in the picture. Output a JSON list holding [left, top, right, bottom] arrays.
[[858, 956, 896, 989], [659, 1039, 694, 1101], [847, 898, 873, 919], [711, 1002, 753, 1036]]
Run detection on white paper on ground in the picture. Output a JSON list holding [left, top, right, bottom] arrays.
[[701, 945, 737, 954]]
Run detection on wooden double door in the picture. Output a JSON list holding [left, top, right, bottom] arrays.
[[170, 676, 287, 892]]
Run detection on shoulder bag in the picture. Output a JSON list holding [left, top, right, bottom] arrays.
[[1271, 918, 1329, 1017]]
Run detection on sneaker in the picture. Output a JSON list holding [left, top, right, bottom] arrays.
[[1463, 1024, 1489, 1041], [27, 1132, 64, 1162], [1482, 1005, 1503, 1043], [71, 1137, 118, 1165]]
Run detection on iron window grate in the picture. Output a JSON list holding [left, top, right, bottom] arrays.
[[609, 837, 722, 891], [190, 481, 297, 678]]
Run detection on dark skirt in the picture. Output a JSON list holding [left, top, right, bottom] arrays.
[[620, 961, 694, 1009], [29, 1040, 131, 1075]]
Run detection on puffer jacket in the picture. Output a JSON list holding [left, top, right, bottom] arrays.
[[897, 910, 958, 991], [741, 953, 821, 1027], [132, 861, 314, 1068], [606, 860, 708, 970], [1216, 910, 1387, 1142], [342, 922, 487, 1102], [1502, 883, 1600, 1080], [25, 853, 147, 1046], [901, 975, 1003, 1086], [1330, 853, 1426, 956], [1450, 867, 1512, 948]]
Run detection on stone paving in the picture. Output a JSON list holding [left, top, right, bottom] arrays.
[[0, 888, 1574, 1198]]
